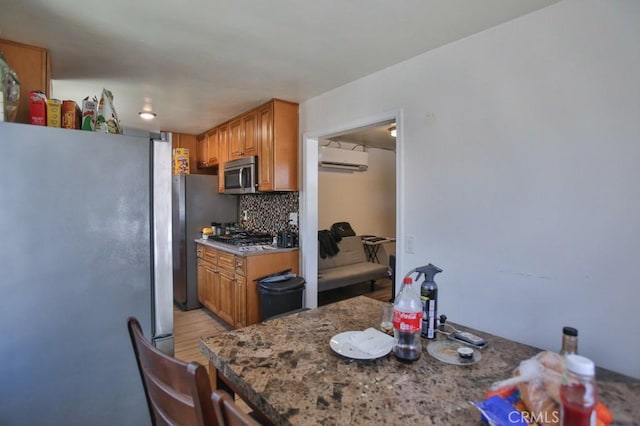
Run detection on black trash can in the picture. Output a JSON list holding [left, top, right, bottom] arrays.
[[258, 276, 305, 321]]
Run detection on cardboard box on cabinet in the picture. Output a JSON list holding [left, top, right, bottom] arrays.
[[62, 100, 81, 129], [29, 91, 47, 126], [46, 99, 62, 127], [173, 148, 190, 175]]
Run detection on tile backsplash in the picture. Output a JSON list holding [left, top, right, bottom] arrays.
[[239, 192, 299, 235]]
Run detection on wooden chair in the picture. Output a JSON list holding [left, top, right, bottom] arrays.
[[212, 390, 261, 426], [127, 317, 218, 426]]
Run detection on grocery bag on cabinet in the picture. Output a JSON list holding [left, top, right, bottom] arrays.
[[95, 88, 122, 134]]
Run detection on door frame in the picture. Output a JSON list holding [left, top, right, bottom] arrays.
[[300, 108, 405, 308]]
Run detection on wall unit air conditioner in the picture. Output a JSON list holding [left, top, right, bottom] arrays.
[[318, 146, 369, 171]]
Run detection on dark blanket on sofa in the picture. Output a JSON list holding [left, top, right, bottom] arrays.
[[318, 230, 339, 258]]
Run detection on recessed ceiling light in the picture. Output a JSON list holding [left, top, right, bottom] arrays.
[[138, 111, 157, 120]]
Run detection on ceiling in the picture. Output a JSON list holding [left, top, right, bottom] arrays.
[[0, 0, 558, 135], [327, 120, 397, 152]]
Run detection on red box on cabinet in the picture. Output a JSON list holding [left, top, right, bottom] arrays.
[[29, 91, 47, 126]]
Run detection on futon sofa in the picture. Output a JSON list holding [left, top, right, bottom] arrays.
[[317, 235, 389, 292]]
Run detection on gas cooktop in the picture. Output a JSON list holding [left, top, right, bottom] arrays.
[[208, 232, 273, 247]]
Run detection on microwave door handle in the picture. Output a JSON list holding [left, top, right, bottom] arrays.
[[238, 167, 245, 189]]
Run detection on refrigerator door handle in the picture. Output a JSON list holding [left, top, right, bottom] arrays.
[[152, 134, 174, 355]]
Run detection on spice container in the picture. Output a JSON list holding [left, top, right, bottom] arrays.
[[560, 326, 578, 355]]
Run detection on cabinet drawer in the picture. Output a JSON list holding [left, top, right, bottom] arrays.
[[217, 251, 236, 271], [234, 257, 246, 276], [201, 246, 217, 264], [197, 258, 217, 273]]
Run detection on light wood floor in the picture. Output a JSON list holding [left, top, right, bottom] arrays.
[[173, 278, 393, 366], [173, 306, 230, 367]]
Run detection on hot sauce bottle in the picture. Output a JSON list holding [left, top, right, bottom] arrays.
[[560, 354, 597, 426]]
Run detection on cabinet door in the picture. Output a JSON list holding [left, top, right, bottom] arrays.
[[196, 134, 208, 168], [242, 110, 258, 157], [229, 118, 244, 160], [218, 269, 235, 325], [218, 124, 229, 193], [197, 258, 206, 304], [210, 266, 221, 315], [206, 128, 219, 166], [257, 104, 274, 191], [234, 275, 247, 328], [197, 259, 217, 313], [0, 39, 50, 124]]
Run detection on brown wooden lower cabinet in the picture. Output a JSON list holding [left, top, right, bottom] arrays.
[[217, 268, 235, 325], [196, 244, 299, 327]]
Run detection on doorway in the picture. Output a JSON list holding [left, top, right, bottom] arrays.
[[301, 110, 404, 309]]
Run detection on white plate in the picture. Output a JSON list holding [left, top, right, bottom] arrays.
[[329, 328, 394, 360]]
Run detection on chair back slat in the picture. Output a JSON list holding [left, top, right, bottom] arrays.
[[128, 317, 218, 426], [212, 390, 261, 426]]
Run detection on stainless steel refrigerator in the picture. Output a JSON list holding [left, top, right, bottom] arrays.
[[0, 122, 173, 426], [172, 174, 238, 310]]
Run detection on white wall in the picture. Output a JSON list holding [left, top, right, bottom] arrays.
[[318, 145, 396, 237], [300, 0, 640, 378]]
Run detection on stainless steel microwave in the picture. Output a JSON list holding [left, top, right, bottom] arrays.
[[224, 156, 258, 194]]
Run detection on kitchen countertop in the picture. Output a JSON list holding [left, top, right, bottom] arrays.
[[201, 296, 640, 425], [195, 238, 299, 257]]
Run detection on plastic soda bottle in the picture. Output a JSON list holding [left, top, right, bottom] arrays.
[[392, 277, 422, 362]]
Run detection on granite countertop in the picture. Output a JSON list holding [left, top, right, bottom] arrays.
[[201, 296, 640, 425], [195, 238, 299, 257]]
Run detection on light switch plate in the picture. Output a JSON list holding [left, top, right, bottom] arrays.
[[406, 235, 415, 254], [289, 212, 298, 226]]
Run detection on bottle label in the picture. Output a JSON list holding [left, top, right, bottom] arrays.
[[393, 310, 421, 333]]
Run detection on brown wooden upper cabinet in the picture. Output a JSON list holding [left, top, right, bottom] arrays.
[[196, 133, 208, 168], [0, 38, 51, 124], [257, 99, 299, 192], [196, 98, 298, 192], [228, 118, 243, 160], [196, 129, 220, 169], [217, 123, 229, 192], [206, 127, 219, 166], [229, 109, 258, 161]]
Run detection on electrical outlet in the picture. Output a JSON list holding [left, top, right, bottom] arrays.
[[289, 212, 298, 226], [406, 235, 415, 254], [242, 210, 249, 221]]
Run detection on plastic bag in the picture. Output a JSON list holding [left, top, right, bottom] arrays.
[[95, 88, 122, 134], [0, 52, 21, 122], [480, 351, 613, 426], [488, 351, 563, 425]]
